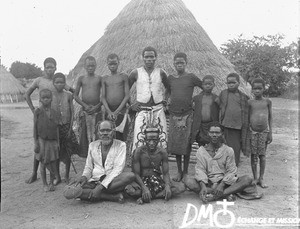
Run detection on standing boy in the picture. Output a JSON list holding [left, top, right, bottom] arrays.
[[248, 78, 272, 188], [74, 56, 102, 157], [167, 52, 202, 181], [218, 73, 250, 166], [102, 54, 129, 141], [25, 57, 74, 184], [191, 75, 219, 146]]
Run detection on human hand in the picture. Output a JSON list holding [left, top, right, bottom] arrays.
[[34, 141, 40, 154], [142, 187, 152, 203], [75, 176, 87, 187], [130, 102, 141, 112], [107, 111, 115, 121], [164, 185, 172, 201], [213, 182, 225, 198], [266, 132, 272, 144], [199, 185, 207, 203], [84, 105, 93, 114]]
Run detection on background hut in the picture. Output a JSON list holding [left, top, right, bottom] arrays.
[[0, 66, 26, 103], [68, 0, 250, 96]]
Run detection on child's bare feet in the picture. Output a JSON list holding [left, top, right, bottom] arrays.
[[117, 193, 125, 204], [43, 185, 50, 192], [26, 174, 37, 184], [49, 183, 55, 191], [252, 179, 258, 185], [137, 197, 144, 205], [172, 172, 183, 182], [64, 177, 70, 184], [53, 178, 62, 186], [258, 179, 268, 188]]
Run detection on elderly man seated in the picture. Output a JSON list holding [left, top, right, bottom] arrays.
[[184, 122, 262, 203], [63, 120, 135, 203]]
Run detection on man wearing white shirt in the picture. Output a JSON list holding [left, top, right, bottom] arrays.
[[63, 120, 135, 202]]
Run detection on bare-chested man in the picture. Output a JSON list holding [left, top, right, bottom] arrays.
[[128, 46, 168, 153], [125, 126, 185, 204], [102, 54, 129, 141], [191, 75, 219, 147], [248, 78, 272, 188], [74, 56, 102, 156]]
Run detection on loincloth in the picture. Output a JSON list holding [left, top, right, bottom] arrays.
[[168, 112, 192, 155], [35, 137, 59, 164], [142, 175, 165, 198], [58, 123, 80, 164], [250, 129, 268, 158]]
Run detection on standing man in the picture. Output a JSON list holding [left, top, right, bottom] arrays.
[[129, 46, 168, 154]]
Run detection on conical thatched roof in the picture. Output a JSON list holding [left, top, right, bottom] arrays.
[[0, 66, 26, 103], [69, 0, 250, 96]]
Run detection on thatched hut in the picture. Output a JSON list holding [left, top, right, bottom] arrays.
[[69, 0, 250, 96], [0, 66, 26, 103]]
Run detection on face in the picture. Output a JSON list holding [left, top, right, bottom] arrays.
[[174, 57, 186, 73], [107, 58, 119, 73], [44, 63, 56, 77], [208, 126, 223, 144], [98, 121, 114, 145], [226, 76, 239, 91], [145, 132, 159, 151], [143, 51, 156, 69], [53, 77, 65, 92], [203, 79, 214, 92], [252, 83, 264, 98], [85, 59, 96, 75], [40, 91, 52, 107]]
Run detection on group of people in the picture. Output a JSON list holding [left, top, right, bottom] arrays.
[[26, 46, 272, 204]]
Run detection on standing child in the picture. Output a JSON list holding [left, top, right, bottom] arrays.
[[167, 52, 202, 181], [34, 89, 60, 192], [248, 78, 272, 188], [191, 75, 219, 146], [52, 73, 80, 184], [218, 73, 250, 166], [102, 54, 130, 141], [25, 57, 74, 184], [74, 56, 102, 156]]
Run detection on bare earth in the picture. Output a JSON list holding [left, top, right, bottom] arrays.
[[0, 98, 299, 229]]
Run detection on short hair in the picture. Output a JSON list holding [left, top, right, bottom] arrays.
[[227, 73, 240, 82], [251, 78, 265, 88], [53, 72, 66, 82], [203, 75, 215, 83], [208, 121, 224, 132], [142, 46, 157, 57], [107, 53, 119, 61], [44, 57, 57, 67], [174, 52, 187, 62], [96, 120, 114, 131], [85, 56, 96, 63], [39, 88, 52, 97]]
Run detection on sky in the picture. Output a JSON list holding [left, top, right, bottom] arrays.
[[0, 0, 298, 74]]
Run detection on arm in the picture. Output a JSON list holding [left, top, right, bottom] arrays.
[[81, 143, 94, 180], [192, 73, 203, 89], [132, 148, 152, 202], [222, 148, 238, 185], [33, 109, 39, 153], [90, 76, 103, 112], [161, 149, 172, 200], [64, 83, 75, 94], [113, 74, 130, 115], [194, 149, 209, 184], [128, 69, 138, 89], [67, 94, 74, 137], [25, 79, 39, 114], [101, 142, 126, 188], [101, 77, 113, 118], [267, 99, 273, 144], [74, 76, 90, 111]]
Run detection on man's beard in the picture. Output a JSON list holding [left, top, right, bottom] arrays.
[[101, 138, 113, 146]]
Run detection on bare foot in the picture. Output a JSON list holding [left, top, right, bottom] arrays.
[[43, 185, 50, 192], [64, 177, 70, 184], [49, 183, 55, 191], [252, 179, 258, 185], [53, 178, 62, 186], [172, 172, 183, 182], [258, 179, 268, 188], [117, 193, 125, 204], [137, 197, 144, 205], [25, 174, 37, 184]]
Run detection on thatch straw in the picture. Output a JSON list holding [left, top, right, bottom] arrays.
[[0, 66, 26, 103], [69, 0, 250, 97]]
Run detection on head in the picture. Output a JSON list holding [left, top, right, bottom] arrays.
[[84, 56, 97, 75], [173, 52, 187, 74], [144, 127, 160, 151], [142, 46, 157, 69], [53, 72, 66, 92], [43, 57, 57, 77], [97, 120, 114, 146], [107, 53, 119, 73], [39, 89, 52, 107], [207, 122, 224, 145], [251, 78, 265, 98], [226, 73, 240, 92], [202, 75, 215, 93]]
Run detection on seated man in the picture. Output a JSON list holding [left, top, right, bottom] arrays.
[[63, 120, 135, 203], [184, 122, 262, 203], [125, 126, 185, 204]]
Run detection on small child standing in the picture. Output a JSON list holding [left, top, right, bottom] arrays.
[[52, 73, 80, 184], [102, 54, 130, 141], [191, 75, 219, 146], [34, 89, 60, 192], [248, 78, 272, 188]]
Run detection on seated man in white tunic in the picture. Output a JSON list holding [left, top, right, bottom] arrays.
[[63, 120, 135, 203]]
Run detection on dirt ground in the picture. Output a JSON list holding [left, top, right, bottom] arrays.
[[0, 98, 299, 229]]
